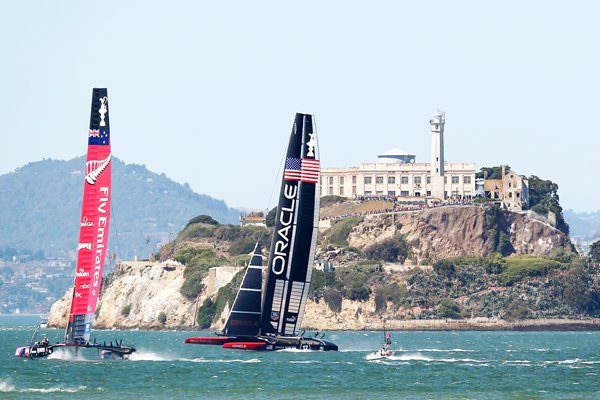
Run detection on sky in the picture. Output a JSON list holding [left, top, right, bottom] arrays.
[[1, 1, 599, 213]]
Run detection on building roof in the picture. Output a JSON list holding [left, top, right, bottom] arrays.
[[377, 148, 414, 157]]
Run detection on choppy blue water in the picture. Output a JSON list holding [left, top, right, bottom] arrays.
[[1, 315, 600, 399]]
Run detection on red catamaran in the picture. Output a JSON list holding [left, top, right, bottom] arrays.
[[15, 89, 135, 359]]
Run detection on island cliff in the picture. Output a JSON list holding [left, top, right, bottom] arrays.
[[49, 205, 593, 331]]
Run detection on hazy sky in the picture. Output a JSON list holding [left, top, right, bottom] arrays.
[[1, 1, 598, 213]]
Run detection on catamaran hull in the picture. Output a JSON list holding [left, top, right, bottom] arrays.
[[15, 342, 135, 359], [186, 335, 338, 351], [15, 345, 55, 358]]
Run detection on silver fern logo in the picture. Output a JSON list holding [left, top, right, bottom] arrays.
[[85, 154, 111, 184]]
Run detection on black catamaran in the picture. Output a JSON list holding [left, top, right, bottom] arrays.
[[185, 113, 337, 351], [15, 89, 135, 359]]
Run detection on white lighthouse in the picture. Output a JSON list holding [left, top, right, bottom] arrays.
[[430, 110, 445, 200]]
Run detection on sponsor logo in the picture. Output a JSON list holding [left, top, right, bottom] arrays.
[[81, 216, 94, 227], [306, 133, 316, 157], [85, 154, 111, 185], [78, 243, 92, 251], [231, 320, 259, 327], [271, 311, 280, 321], [92, 187, 109, 289], [89, 129, 100, 137], [286, 315, 297, 323], [270, 184, 297, 275]]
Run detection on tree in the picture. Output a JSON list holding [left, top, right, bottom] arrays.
[[158, 311, 167, 324], [186, 215, 220, 227], [528, 175, 569, 235], [589, 240, 600, 263], [265, 207, 277, 228], [476, 166, 511, 180], [438, 298, 461, 319], [433, 259, 456, 278], [562, 263, 600, 313], [364, 234, 409, 263]]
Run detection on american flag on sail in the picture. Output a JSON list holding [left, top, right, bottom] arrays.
[[300, 158, 320, 183], [284, 157, 320, 183], [284, 157, 302, 181]]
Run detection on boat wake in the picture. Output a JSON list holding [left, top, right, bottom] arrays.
[[47, 349, 90, 362], [188, 357, 262, 363], [128, 350, 173, 361]]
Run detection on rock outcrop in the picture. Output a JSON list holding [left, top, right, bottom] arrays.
[[48, 260, 198, 329], [346, 206, 571, 264], [48, 206, 574, 331]]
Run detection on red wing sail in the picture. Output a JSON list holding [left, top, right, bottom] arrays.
[[65, 88, 112, 345]]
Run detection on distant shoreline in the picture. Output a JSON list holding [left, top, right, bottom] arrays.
[[366, 318, 600, 331]]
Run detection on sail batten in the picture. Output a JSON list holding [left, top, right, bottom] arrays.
[[65, 88, 112, 346]]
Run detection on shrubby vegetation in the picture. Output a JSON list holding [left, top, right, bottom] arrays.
[[589, 240, 600, 263], [320, 195, 347, 207], [158, 311, 167, 324], [121, 304, 132, 317], [499, 255, 564, 286], [528, 175, 570, 236], [176, 247, 226, 300], [364, 234, 409, 263], [196, 298, 216, 329], [325, 217, 364, 246]]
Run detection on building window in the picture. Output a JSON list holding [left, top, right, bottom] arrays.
[[400, 190, 409, 196], [401, 176, 409, 184], [426, 191, 431, 196], [414, 176, 422, 184], [415, 192, 421, 197], [376, 176, 384, 184], [352, 186, 356, 195], [463, 176, 471, 184], [352, 176, 357, 184], [444, 176, 447, 183], [339, 177, 344, 185], [339, 187, 344, 196], [451, 176, 459, 184], [364, 176, 372, 184], [452, 190, 459, 197], [509, 192, 513, 198], [388, 176, 396, 184], [328, 186, 333, 195], [365, 190, 372, 195], [328, 176, 334, 185], [388, 191, 396, 196], [516, 192, 520, 198], [376, 190, 384, 195], [427, 176, 431, 184]]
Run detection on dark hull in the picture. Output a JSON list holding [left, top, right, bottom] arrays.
[[186, 335, 338, 351], [15, 341, 135, 359]]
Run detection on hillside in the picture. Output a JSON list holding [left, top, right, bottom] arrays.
[[47, 204, 598, 331], [0, 157, 240, 260]]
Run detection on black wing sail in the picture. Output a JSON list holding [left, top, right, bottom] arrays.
[[260, 113, 320, 336], [222, 242, 263, 336]]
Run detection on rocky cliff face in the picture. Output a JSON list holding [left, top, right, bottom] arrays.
[[346, 206, 571, 264], [48, 206, 573, 331], [48, 260, 198, 329]]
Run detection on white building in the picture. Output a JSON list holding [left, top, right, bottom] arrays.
[[320, 111, 476, 200]]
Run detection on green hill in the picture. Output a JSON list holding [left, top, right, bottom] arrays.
[[0, 157, 240, 260]]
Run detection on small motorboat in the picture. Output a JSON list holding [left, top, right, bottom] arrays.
[[368, 323, 396, 359]]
